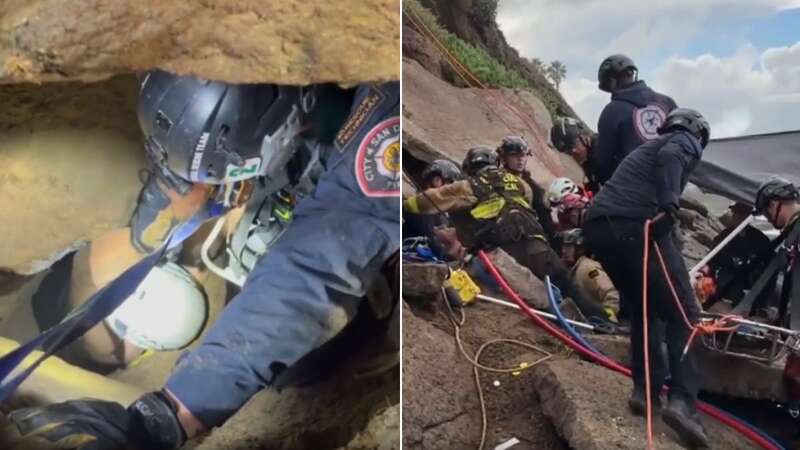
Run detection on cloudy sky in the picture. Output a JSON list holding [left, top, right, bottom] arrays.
[[497, 0, 800, 138]]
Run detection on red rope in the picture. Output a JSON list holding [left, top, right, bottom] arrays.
[[642, 219, 744, 448], [476, 249, 779, 450], [643, 219, 655, 449]]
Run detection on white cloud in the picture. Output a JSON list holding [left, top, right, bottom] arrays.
[[561, 42, 800, 137], [498, 0, 797, 72], [653, 43, 800, 137], [558, 77, 607, 126], [497, 1, 800, 137]]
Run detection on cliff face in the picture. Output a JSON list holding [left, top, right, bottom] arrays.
[[0, 0, 400, 85], [403, 58, 581, 189], [0, 2, 401, 274], [418, 0, 577, 117], [401, 2, 584, 188]]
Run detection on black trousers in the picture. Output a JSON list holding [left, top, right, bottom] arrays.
[[501, 238, 609, 321], [584, 217, 701, 403]]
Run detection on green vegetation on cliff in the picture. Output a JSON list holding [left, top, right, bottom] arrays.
[[405, 0, 527, 89], [404, 0, 569, 119]]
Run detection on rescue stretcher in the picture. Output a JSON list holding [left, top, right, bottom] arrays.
[[690, 214, 800, 369]]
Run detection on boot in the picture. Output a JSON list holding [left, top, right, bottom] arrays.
[[662, 396, 710, 449], [628, 384, 660, 417]]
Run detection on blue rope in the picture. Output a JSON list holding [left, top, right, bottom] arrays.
[[0, 203, 224, 404]]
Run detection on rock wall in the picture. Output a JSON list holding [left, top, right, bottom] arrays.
[[403, 58, 573, 189], [0, 0, 400, 85], [0, 75, 144, 274]]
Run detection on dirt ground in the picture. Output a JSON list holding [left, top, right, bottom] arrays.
[[404, 296, 569, 450], [403, 287, 793, 449]]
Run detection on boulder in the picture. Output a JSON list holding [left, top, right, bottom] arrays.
[[532, 359, 759, 450], [480, 247, 549, 309], [402, 262, 449, 299]]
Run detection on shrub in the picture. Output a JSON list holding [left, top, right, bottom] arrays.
[[473, 0, 499, 25]]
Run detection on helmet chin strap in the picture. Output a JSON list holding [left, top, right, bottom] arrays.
[[773, 201, 784, 227]]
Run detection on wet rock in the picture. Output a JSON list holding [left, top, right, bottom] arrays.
[[691, 229, 717, 248], [0, 1, 400, 85], [693, 213, 725, 244]]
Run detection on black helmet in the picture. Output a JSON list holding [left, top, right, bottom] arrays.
[[497, 135, 530, 156], [597, 54, 638, 92], [421, 159, 462, 184], [462, 146, 498, 176], [657, 108, 711, 148], [138, 70, 313, 184], [550, 117, 586, 153], [754, 177, 799, 214]]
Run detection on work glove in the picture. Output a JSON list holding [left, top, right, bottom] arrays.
[[7, 399, 133, 450], [6, 391, 185, 450]]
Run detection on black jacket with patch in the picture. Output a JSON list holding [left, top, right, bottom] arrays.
[[586, 131, 704, 222], [593, 80, 677, 184]]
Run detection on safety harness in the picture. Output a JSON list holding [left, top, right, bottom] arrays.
[[467, 167, 545, 246]]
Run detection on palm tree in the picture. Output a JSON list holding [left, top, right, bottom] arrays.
[[547, 60, 567, 90], [529, 58, 545, 75]]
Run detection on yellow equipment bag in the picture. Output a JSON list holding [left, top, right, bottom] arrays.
[[446, 268, 481, 305]]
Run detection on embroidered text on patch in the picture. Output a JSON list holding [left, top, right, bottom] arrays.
[[335, 88, 386, 151], [355, 117, 400, 197]]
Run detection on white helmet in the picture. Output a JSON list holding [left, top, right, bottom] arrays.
[[106, 262, 208, 351], [548, 177, 580, 205]]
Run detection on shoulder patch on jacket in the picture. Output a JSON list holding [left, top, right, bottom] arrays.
[[336, 87, 386, 151], [355, 117, 400, 197]]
